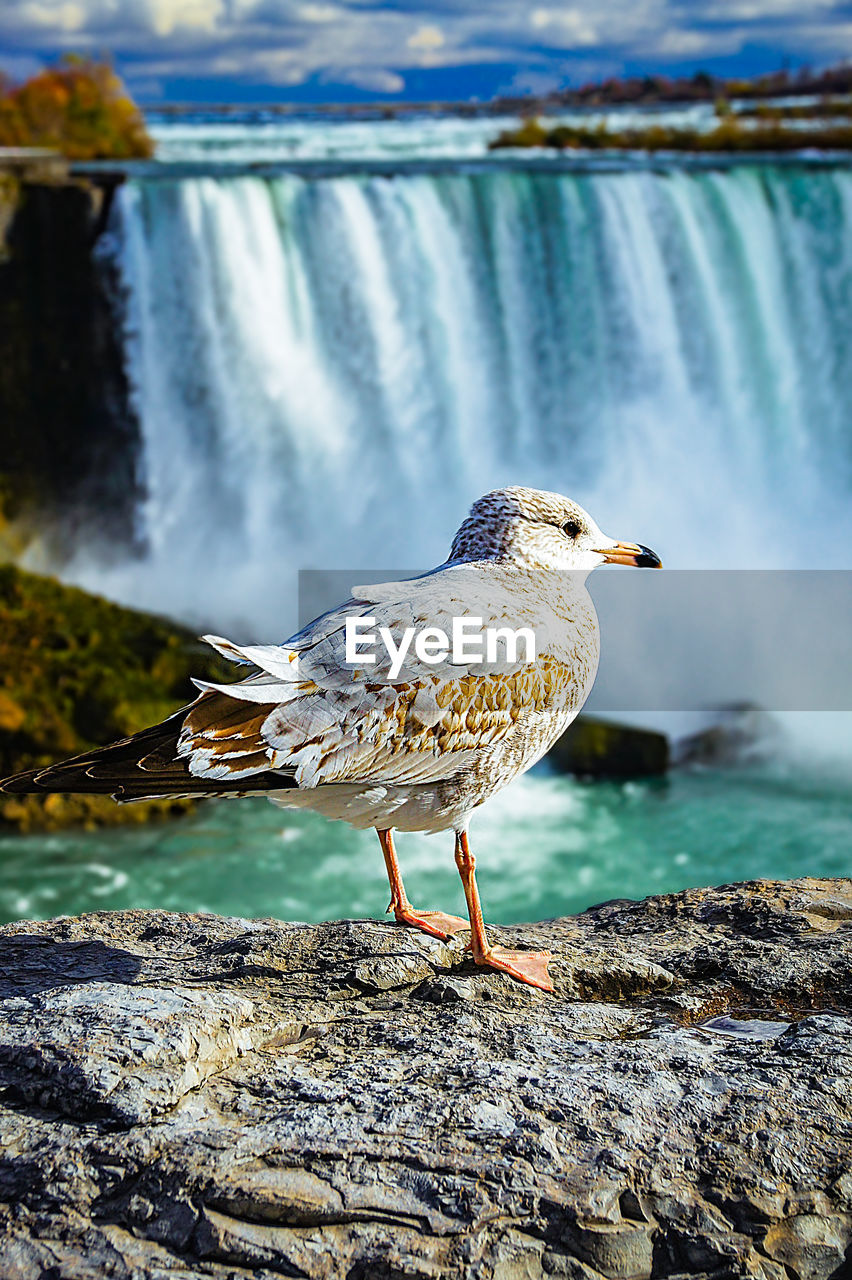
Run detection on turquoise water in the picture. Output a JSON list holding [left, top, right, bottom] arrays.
[[2, 765, 849, 926]]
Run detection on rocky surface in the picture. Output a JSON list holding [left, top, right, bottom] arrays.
[[0, 878, 851, 1278], [674, 705, 782, 770]]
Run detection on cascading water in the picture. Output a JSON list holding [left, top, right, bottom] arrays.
[[67, 161, 852, 635], [10, 141, 852, 925]]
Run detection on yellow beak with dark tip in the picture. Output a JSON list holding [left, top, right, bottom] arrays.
[[596, 541, 663, 568]]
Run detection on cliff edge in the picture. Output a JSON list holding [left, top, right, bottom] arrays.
[[1, 877, 851, 1277]]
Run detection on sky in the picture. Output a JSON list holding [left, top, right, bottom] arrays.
[[0, 0, 849, 104]]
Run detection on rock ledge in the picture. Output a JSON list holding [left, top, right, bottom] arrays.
[[1, 878, 851, 1278]]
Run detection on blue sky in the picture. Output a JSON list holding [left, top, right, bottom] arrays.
[[0, 1, 849, 103]]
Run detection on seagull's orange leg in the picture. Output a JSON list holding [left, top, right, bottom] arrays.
[[454, 830, 553, 992], [377, 828, 468, 941]]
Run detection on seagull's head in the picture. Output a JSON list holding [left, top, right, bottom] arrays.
[[449, 486, 662, 574]]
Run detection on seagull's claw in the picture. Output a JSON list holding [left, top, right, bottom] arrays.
[[471, 946, 554, 992], [393, 908, 469, 941]]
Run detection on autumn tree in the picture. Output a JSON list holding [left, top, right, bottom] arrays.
[[0, 56, 153, 160]]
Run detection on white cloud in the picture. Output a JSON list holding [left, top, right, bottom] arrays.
[[299, 3, 340, 21], [652, 27, 743, 57], [784, 19, 852, 52], [700, 0, 838, 16], [21, 2, 86, 32], [499, 67, 561, 95], [214, 45, 306, 82], [146, 0, 224, 36], [334, 66, 405, 91], [530, 8, 598, 47], [407, 23, 444, 51], [406, 22, 445, 67]]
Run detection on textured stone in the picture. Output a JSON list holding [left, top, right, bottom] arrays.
[[0, 877, 850, 1278]]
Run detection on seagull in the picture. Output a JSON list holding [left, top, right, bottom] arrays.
[[1, 487, 660, 992]]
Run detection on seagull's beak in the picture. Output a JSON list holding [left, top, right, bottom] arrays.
[[595, 540, 662, 568]]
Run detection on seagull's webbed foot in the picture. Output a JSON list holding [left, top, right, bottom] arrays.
[[377, 829, 468, 941], [391, 906, 469, 941], [453, 830, 554, 993], [469, 944, 554, 993]]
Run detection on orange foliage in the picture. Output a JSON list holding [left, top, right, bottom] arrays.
[[0, 56, 153, 160]]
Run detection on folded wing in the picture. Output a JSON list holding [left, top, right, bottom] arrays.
[[183, 566, 572, 788], [1, 566, 574, 800]]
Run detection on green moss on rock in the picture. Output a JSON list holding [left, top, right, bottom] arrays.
[[0, 565, 234, 832], [549, 715, 669, 779]]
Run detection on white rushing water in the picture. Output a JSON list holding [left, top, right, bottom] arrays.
[[145, 102, 718, 164], [69, 160, 852, 640]]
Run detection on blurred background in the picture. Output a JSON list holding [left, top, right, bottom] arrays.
[[0, 0, 851, 926]]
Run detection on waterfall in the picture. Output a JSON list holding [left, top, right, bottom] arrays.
[[72, 162, 852, 634]]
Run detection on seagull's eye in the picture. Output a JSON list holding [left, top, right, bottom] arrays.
[[562, 519, 582, 539]]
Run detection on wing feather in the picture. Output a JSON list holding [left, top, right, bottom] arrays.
[[179, 564, 584, 790], [2, 564, 587, 802]]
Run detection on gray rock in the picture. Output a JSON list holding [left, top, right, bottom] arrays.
[[673, 703, 783, 769], [0, 878, 851, 1278], [0, 982, 256, 1122]]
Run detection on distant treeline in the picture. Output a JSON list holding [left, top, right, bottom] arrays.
[[0, 56, 153, 160], [490, 115, 852, 154], [521, 63, 852, 112]]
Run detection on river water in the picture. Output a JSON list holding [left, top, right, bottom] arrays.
[[6, 107, 851, 924]]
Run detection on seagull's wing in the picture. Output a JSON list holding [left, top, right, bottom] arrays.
[[180, 566, 576, 789], [198, 565, 566, 686], [0, 567, 580, 802]]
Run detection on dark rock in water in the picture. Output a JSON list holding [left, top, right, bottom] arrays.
[[1, 877, 850, 1277], [549, 713, 669, 777], [675, 703, 783, 768]]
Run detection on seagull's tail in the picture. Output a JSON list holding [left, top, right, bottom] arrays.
[[0, 707, 293, 803]]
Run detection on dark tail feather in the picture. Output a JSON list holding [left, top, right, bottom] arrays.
[[0, 710, 294, 803]]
